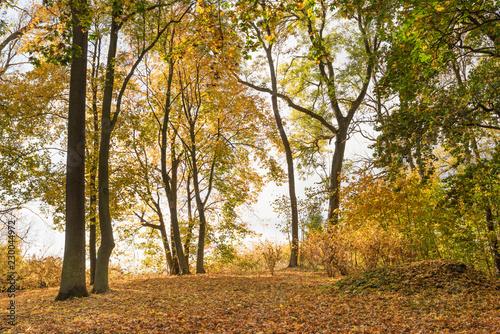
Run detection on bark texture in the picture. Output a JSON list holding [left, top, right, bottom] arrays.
[[56, 0, 89, 301]]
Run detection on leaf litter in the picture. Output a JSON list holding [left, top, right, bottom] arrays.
[[0, 262, 499, 333]]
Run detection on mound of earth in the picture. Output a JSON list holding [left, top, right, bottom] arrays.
[[334, 259, 500, 294]]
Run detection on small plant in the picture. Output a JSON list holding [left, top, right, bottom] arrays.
[[301, 230, 351, 277], [260, 240, 284, 276]]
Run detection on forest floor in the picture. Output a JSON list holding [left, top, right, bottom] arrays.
[[1, 260, 500, 333]]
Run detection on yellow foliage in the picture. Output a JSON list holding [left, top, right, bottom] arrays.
[[300, 170, 448, 276], [265, 34, 275, 42]]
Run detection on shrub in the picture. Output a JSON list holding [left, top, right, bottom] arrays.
[[204, 241, 290, 275], [350, 225, 413, 270], [300, 224, 415, 277], [0, 245, 62, 291], [260, 240, 284, 276], [17, 255, 62, 289], [301, 229, 352, 277]]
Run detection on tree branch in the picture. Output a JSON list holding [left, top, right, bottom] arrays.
[[134, 211, 161, 229], [238, 79, 338, 135]]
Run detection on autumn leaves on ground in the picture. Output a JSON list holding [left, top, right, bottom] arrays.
[[1, 260, 500, 334]]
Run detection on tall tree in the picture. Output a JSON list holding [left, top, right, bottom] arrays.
[[93, 1, 120, 293], [84, 9, 109, 284], [93, 2, 193, 291], [112, 71, 180, 275], [236, 0, 300, 267], [55, 0, 89, 301], [113, 4, 272, 273], [160, 35, 190, 274], [373, 0, 500, 273], [237, 0, 381, 227], [171, 4, 270, 272]]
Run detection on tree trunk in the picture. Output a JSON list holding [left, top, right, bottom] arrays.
[[184, 175, 195, 264], [156, 205, 175, 273], [92, 12, 119, 294], [89, 215, 96, 285], [88, 36, 100, 286], [486, 205, 500, 275], [93, 119, 115, 294], [195, 202, 207, 274], [55, 0, 89, 301], [187, 112, 217, 275], [326, 127, 347, 227], [190, 141, 207, 274], [170, 225, 180, 275], [164, 182, 189, 274], [159, 223, 174, 272], [263, 41, 299, 267], [160, 56, 189, 275]]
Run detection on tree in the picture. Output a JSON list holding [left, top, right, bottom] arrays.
[[55, 0, 89, 301], [93, 0, 121, 293], [111, 66, 180, 275], [235, 0, 300, 267], [0, 2, 68, 219], [85, 9, 109, 285], [237, 0, 381, 227], [110, 3, 272, 274], [375, 0, 500, 177], [372, 1, 500, 274], [444, 154, 500, 275], [159, 35, 190, 275], [175, 5, 270, 273], [92, 1, 193, 292]]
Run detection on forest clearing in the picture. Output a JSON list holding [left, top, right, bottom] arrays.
[[1, 0, 500, 332], [1, 261, 500, 333]]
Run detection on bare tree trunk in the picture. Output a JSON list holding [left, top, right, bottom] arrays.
[[56, 0, 89, 301], [153, 201, 175, 273], [89, 208, 97, 285], [184, 175, 195, 264], [162, 162, 189, 274], [326, 127, 347, 227], [88, 33, 101, 286], [190, 141, 207, 274], [486, 205, 500, 275], [161, 55, 189, 275], [170, 225, 180, 275], [92, 11, 119, 294], [195, 213, 207, 274]]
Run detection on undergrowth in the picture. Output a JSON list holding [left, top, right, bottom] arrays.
[[334, 259, 500, 295]]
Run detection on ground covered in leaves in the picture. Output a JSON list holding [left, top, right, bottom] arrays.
[[1, 260, 500, 333], [335, 260, 500, 295]]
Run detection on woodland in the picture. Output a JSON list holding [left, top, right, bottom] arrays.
[[0, 0, 500, 332]]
